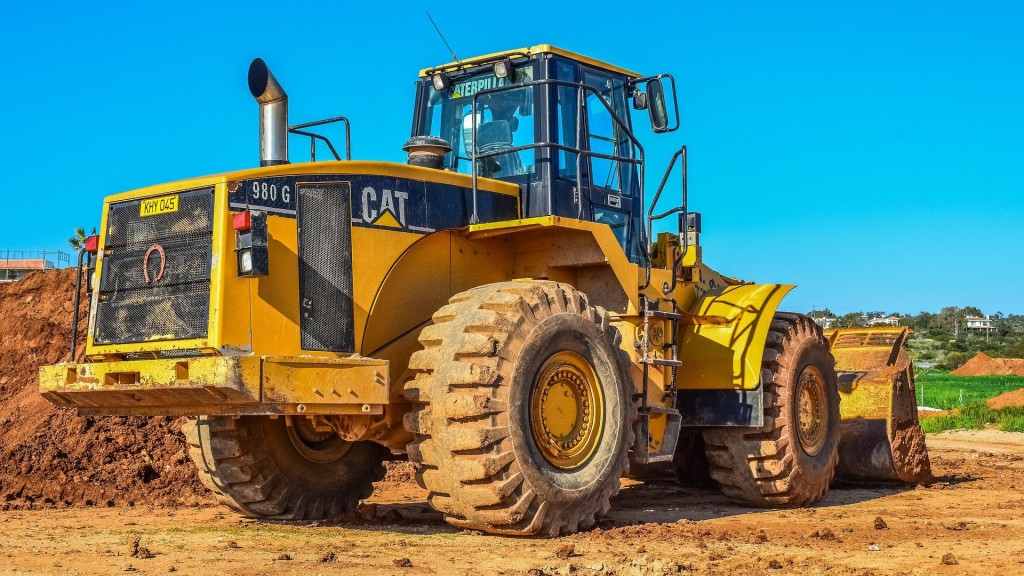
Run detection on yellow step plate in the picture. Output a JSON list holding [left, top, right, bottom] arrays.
[[39, 355, 388, 417]]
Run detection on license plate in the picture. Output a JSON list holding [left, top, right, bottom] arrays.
[[139, 194, 179, 217]]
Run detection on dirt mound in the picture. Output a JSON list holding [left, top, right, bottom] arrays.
[[0, 269, 210, 509], [987, 388, 1024, 409], [951, 352, 1024, 377]]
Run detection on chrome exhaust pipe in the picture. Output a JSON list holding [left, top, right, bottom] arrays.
[[248, 58, 288, 167]]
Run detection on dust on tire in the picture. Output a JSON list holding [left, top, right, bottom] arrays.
[[403, 281, 636, 536], [703, 312, 840, 507]]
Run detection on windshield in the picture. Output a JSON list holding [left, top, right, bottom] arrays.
[[421, 65, 536, 179]]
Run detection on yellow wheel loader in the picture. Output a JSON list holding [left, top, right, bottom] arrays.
[[40, 45, 930, 536]]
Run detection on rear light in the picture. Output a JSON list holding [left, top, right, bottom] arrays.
[[83, 235, 99, 254], [235, 210, 269, 277], [233, 211, 252, 232]]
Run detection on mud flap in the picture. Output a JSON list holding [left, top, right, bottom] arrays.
[[826, 327, 933, 484], [632, 408, 682, 465]]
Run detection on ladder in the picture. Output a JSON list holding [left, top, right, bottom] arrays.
[[633, 295, 683, 464]]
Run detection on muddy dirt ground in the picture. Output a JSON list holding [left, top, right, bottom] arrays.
[[0, 429, 1020, 576]]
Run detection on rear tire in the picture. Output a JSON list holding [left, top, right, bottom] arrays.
[[403, 281, 635, 536], [702, 313, 840, 507], [183, 416, 387, 520]]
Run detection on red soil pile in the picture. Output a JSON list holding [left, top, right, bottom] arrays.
[[987, 388, 1024, 409], [0, 269, 211, 509], [951, 352, 1024, 377]]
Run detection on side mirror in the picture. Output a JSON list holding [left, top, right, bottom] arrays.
[[647, 78, 670, 132]]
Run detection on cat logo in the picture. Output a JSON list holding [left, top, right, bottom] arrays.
[[142, 244, 166, 284], [360, 187, 408, 229]]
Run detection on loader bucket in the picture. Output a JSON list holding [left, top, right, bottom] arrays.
[[824, 327, 933, 484]]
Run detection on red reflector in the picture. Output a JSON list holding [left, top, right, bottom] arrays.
[[83, 235, 99, 254], [233, 211, 252, 232]]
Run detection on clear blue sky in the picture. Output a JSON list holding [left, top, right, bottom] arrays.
[[2, 1, 1021, 314]]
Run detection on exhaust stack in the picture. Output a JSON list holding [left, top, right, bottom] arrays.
[[248, 58, 288, 167]]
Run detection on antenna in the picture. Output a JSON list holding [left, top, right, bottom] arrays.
[[426, 11, 460, 65]]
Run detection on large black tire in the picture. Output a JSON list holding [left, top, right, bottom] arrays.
[[702, 312, 840, 507], [403, 281, 635, 536], [183, 416, 387, 520]]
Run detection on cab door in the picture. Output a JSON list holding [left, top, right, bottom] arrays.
[[581, 68, 643, 263]]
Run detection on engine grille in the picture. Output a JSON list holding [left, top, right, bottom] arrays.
[[297, 182, 355, 352], [93, 188, 215, 345]]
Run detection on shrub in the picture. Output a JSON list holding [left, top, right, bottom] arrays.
[[940, 351, 969, 370]]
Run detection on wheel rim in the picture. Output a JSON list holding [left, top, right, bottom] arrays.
[[285, 416, 352, 464], [795, 366, 829, 456], [529, 351, 605, 470]]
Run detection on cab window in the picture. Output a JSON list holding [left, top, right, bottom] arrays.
[[421, 65, 536, 179], [584, 71, 635, 195]]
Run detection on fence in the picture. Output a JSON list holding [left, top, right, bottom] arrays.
[[0, 250, 72, 282]]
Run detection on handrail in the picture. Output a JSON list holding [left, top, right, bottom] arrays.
[[288, 116, 351, 161], [467, 78, 651, 285], [69, 249, 87, 361], [644, 146, 688, 293]]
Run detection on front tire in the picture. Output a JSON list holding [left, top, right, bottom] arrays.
[[403, 281, 636, 536], [702, 312, 840, 507], [183, 416, 387, 520]]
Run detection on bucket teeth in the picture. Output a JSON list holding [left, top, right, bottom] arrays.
[[824, 327, 933, 485]]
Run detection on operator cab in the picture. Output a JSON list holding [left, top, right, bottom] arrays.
[[412, 45, 676, 264]]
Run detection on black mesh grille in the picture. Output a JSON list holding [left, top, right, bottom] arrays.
[[94, 188, 215, 345], [297, 182, 355, 351]]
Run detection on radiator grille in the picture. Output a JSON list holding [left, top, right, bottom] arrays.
[[94, 188, 215, 345], [297, 182, 355, 351]]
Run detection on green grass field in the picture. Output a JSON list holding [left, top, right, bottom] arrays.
[[919, 404, 1024, 433], [915, 371, 1024, 410], [914, 371, 1024, 433]]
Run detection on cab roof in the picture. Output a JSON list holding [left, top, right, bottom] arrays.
[[419, 44, 642, 79]]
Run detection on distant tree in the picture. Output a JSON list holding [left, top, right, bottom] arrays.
[[67, 227, 87, 251], [937, 306, 966, 336], [963, 306, 984, 318], [835, 312, 866, 328], [911, 311, 935, 331], [809, 308, 836, 319]]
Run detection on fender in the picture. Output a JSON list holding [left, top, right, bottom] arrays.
[[676, 283, 794, 426]]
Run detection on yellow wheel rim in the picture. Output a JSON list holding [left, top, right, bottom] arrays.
[[529, 351, 604, 470], [796, 366, 828, 456]]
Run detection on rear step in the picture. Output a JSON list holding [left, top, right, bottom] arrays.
[[633, 408, 682, 464]]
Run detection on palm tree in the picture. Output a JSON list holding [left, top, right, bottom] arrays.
[[68, 227, 87, 251]]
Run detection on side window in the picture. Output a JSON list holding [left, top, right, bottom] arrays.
[[583, 70, 639, 260], [555, 60, 580, 179], [586, 88, 619, 191], [584, 72, 632, 194]]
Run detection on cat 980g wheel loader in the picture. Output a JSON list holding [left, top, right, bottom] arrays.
[[40, 44, 931, 536]]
